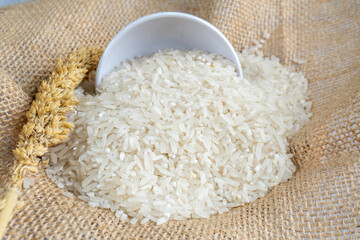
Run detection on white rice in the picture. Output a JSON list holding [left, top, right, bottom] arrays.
[[62, 191, 74, 198], [23, 177, 34, 189], [45, 47, 312, 225]]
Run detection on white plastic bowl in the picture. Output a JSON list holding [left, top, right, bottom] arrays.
[[96, 12, 242, 88]]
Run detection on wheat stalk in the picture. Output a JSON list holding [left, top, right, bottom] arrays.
[[0, 47, 104, 238]]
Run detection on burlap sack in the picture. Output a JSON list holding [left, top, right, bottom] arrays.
[[0, 0, 359, 239]]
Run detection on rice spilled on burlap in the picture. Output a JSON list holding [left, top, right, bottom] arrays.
[[0, 0, 359, 239]]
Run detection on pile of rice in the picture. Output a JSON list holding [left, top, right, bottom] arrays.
[[45, 47, 312, 225]]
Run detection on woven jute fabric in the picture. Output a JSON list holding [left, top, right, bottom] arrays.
[[0, 0, 359, 239]]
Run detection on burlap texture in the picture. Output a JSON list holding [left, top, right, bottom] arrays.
[[0, 0, 359, 239]]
